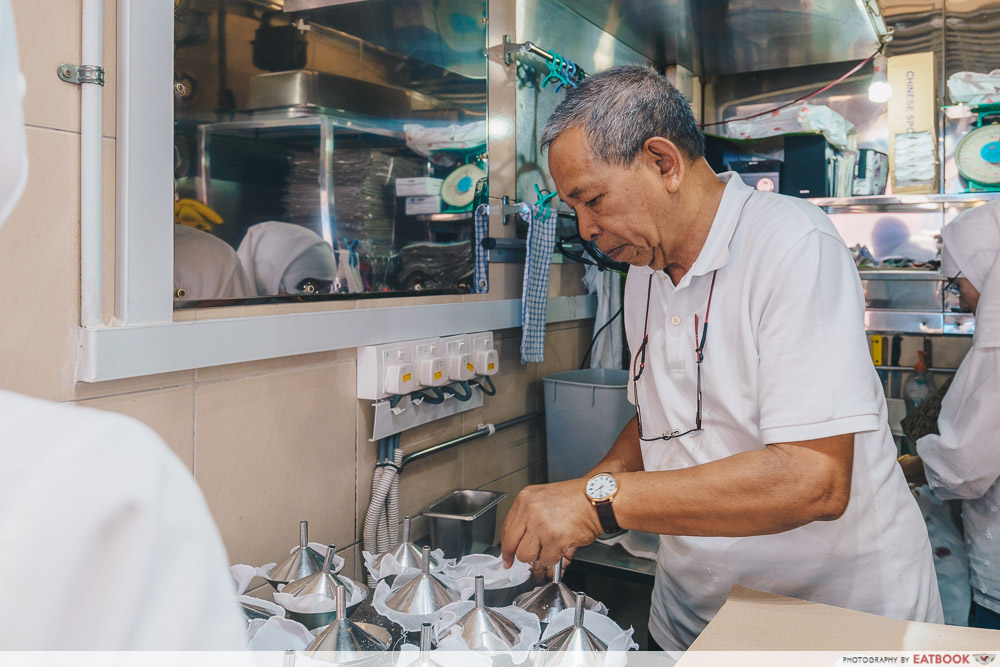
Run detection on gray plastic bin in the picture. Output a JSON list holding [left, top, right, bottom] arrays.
[[542, 369, 633, 482]]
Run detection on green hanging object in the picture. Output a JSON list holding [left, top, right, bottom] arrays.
[[533, 183, 558, 220]]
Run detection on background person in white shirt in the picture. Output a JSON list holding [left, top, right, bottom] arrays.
[[0, 2, 248, 648], [500, 65, 943, 651], [900, 201, 1000, 630]]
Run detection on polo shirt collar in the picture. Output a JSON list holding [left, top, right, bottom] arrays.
[[634, 171, 754, 285]]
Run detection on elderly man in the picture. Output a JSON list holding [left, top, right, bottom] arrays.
[[500, 65, 942, 650]]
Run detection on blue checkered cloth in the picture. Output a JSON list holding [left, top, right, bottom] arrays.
[[473, 204, 490, 293], [520, 203, 558, 363]]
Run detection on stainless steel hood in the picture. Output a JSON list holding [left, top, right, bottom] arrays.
[[552, 0, 885, 76]]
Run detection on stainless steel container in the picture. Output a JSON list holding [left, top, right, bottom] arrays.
[[247, 70, 442, 117], [421, 490, 506, 558]]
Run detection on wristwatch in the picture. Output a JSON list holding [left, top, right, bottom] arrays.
[[585, 472, 621, 534]]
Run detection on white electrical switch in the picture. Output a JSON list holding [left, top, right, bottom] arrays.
[[470, 331, 499, 376], [411, 338, 447, 388]]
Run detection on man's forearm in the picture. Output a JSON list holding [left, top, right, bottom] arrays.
[[613, 435, 855, 537], [585, 415, 645, 478]]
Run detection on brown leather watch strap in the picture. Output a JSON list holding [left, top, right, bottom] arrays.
[[594, 499, 620, 533]]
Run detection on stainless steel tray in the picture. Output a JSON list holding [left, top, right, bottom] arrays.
[[247, 70, 441, 118]]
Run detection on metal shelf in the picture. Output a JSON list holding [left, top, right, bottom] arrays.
[[412, 212, 474, 223], [809, 191, 1000, 210], [858, 269, 943, 281]]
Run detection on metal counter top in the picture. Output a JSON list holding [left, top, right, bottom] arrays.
[[569, 540, 657, 586]]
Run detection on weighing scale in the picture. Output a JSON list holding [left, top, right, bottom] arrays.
[[954, 103, 1000, 191]]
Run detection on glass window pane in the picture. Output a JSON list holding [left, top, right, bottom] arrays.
[[173, 0, 487, 306]]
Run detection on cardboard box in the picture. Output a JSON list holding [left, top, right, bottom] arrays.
[[395, 177, 443, 197], [888, 52, 938, 195], [675, 586, 999, 662], [404, 195, 442, 215]]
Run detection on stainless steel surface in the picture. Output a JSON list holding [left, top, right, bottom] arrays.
[[307, 584, 390, 659], [374, 516, 442, 571], [423, 490, 507, 558], [268, 521, 326, 586], [247, 70, 444, 117], [515, 560, 581, 625], [56, 63, 105, 86], [537, 593, 606, 667], [810, 192, 1000, 210], [515, 0, 647, 209], [866, 310, 975, 335], [281, 545, 340, 598], [401, 412, 544, 468], [554, 0, 880, 77], [385, 546, 460, 615], [455, 576, 521, 651], [571, 542, 656, 585], [408, 623, 445, 667], [240, 600, 278, 621]]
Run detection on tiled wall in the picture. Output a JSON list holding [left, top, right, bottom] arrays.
[[2, 0, 595, 579]]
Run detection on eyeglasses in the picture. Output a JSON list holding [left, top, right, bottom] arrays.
[[943, 272, 963, 297], [632, 270, 718, 441]]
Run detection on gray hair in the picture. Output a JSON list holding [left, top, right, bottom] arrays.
[[539, 65, 704, 166]]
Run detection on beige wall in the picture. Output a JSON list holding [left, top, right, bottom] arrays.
[[3, 0, 594, 579]]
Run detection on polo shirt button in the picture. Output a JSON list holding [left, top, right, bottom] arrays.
[[671, 316, 681, 325]]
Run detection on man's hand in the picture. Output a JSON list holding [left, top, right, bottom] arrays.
[[501, 478, 603, 568], [898, 454, 927, 487]]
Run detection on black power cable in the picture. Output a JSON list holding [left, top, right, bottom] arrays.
[[579, 305, 624, 369]]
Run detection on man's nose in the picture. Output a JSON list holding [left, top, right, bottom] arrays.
[[577, 210, 600, 242]]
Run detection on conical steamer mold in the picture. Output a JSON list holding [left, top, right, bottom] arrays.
[[456, 575, 520, 650], [374, 516, 441, 571], [307, 583, 389, 660], [514, 560, 579, 625], [538, 593, 606, 667], [385, 545, 458, 615], [407, 623, 446, 667], [281, 544, 340, 599], [267, 520, 326, 586]]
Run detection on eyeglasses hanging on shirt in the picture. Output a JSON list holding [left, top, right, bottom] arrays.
[[632, 270, 718, 441]]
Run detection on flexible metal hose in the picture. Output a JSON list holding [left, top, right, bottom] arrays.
[[387, 446, 402, 551]]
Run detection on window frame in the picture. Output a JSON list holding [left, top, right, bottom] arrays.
[[77, 0, 594, 383]]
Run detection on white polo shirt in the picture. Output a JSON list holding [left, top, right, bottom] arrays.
[[625, 173, 943, 651]]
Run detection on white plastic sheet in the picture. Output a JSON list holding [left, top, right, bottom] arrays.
[[725, 104, 856, 151], [948, 71, 1000, 106], [273, 575, 366, 614], [246, 616, 314, 651], [362, 547, 452, 581], [403, 121, 488, 166], [231, 564, 259, 595], [441, 554, 532, 590]]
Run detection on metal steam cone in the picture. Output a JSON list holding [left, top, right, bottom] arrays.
[[538, 593, 606, 667], [268, 520, 326, 586], [307, 583, 389, 659], [514, 560, 580, 625], [456, 575, 520, 650], [407, 623, 445, 667], [374, 516, 441, 570], [385, 546, 458, 615], [281, 544, 340, 599]]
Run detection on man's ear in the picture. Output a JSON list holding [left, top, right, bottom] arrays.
[[642, 137, 685, 193]]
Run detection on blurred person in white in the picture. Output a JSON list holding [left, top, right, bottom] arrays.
[[237, 221, 339, 296], [899, 201, 1000, 630], [0, 1, 248, 648], [174, 222, 254, 307]]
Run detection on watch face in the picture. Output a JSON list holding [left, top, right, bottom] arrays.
[[586, 474, 617, 501]]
